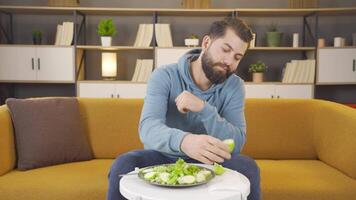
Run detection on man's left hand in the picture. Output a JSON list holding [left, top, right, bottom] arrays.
[[175, 91, 204, 113]]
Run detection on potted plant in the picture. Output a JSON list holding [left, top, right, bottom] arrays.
[[184, 34, 199, 47], [97, 19, 117, 47], [266, 23, 282, 47], [249, 61, 267, 83], [32, 30, 42, 45]]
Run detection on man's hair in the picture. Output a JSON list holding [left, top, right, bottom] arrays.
[[208, 17, 253, 43]]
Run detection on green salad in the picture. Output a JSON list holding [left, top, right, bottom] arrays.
[[139, 158, 214, 185]]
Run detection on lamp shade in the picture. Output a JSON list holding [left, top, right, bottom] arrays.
[[101, 52, 117, 79]]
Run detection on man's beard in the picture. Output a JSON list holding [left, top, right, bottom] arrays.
[[201, 50, 235, 84]]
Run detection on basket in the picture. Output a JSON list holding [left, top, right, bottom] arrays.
[[48, 0, 80, 7], [181, 0, 211, 9], [288, 0, 319, 8]]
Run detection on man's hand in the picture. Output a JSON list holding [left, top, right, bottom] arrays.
[[180, 134, 231, 164], [175, 91, 205, 113]]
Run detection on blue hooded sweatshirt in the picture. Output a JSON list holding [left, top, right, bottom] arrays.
[[139, 48, 246, 157]]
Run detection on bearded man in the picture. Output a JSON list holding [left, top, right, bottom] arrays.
[[108, 17, 261, 200]]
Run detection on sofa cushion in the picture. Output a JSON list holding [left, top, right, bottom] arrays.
[[78, 98, 144, 159], [0, 159, 112, 200], [257, 160, 356, 200], [6, 97, 93, 170]]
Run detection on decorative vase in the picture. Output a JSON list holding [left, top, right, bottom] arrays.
[[101, 36, 112, 47], [252, 73, 264, 83], [266, 32, 282, 47], [32, 36, 42, 45], [184, 38, 199, 47]]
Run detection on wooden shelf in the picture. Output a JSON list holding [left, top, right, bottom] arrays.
[[315, 82, 356, 85], [155, 46, 316, 51], [0, 5, 75, 15], [78, 80, 147, 84], [318, 46, 356, 49], [245, 82, 314, 85], [249, 47, 315, 51], [76, 45, 154, 51], [0, 44, 73, 48], [1, 6, 355, 16], [236, 7, 356, 16]]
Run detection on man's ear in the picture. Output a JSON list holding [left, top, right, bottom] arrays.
[[201, 35, 211, 51]]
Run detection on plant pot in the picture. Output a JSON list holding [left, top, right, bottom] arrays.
[[266, 32, 282, 47], [32, 36, 42, 45], [252, 72, 264, 83], [101, 36, 112, 47], [184, 38, 199, 47]]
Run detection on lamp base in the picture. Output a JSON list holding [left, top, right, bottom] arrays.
[[102, 77, 116, 81]]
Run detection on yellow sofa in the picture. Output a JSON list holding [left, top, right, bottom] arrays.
[[0, 98, 356, 200]]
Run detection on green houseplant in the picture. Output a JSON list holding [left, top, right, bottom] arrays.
[[249, 61, 267, 83], [184, 34, 199, 47], [97, 19, 117, 46], [32, 30, 42, 45], [266, 23, 282, 47]]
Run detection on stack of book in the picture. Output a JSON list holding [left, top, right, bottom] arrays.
[[131, 59, 154, 82], [154, 24, 173, 47], [54, 21, 74, 46], [133, 23, 173, 47], [133, 24, 154, 47], [282, 59, 315, 83]]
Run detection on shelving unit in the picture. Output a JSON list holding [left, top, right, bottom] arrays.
[[76, 45, 154, 51], [0, 5, 355, 100]]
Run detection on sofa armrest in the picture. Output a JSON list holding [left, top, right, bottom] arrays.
[[313, 100, 356, 179], [0, 105, 16, 176]]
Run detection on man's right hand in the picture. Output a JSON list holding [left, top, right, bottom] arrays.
[[180, 134, 231, 164]]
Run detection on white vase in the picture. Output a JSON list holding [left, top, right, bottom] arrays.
[[252, 73, 263, 83], [101, 36, 112, 47], [184, 38, 199, 47]]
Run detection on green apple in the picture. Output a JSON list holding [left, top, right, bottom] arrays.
[[223, 139, 235, 153], [213, 163, 225, 175]]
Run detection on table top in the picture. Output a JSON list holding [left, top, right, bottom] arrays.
[[120, 164, 250, 200]]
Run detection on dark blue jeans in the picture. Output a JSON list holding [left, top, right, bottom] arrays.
[[107, 149, 261, 200]]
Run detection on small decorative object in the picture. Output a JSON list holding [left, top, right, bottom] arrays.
[[292, 33, 299, 47], [334, 37, 344, 47], [250, 33, 256, 48], [266, 23, 282, 47], [318, 38, 326, 48], [249, 61, 267, 83], [32, 30, 42, 45], [101, 52, 117, 80], [184, 34, 199, 47], [353, 33, 356, 46], [97, 19, 117, 47]]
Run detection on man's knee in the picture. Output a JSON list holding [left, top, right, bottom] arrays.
[[109, 150, 144, 179], [226, 154, 260, 178]]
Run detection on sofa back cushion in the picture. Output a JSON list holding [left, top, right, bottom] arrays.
[[242, 99, 317, 159], [78, 98, 144, 159], [313, 101, 356, 179], [6, 97, 93, 170], [0, 106, 16, 175]]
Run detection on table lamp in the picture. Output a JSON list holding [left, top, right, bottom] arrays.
[[101, 52, 117, 80]]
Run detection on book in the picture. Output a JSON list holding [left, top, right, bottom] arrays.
[[62, 22, 74, 45], [54, 24, 63, 45], [131, 59, 154, 82], [155, 24, 173, 47], [131, 59, 142, 82], [142, 59, 154, 82], [54, 22, 74, 46], [133, 24, 154, 47]]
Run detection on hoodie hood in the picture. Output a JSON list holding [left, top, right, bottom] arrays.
[[177, 48, 226, 95]]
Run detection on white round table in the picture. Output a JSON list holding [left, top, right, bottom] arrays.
[[120, 164, 250, 200]]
